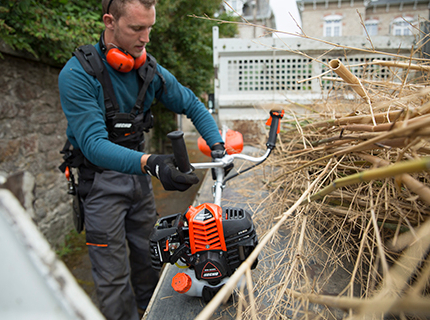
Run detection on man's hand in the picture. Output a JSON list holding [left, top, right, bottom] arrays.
[[211, 143, 234, 180], [143, 154, 199, 192]]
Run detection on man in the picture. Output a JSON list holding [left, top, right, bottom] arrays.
[[58, 0, 223, 319]]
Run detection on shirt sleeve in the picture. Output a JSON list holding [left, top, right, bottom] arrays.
[[58, 58, 144, 175], [156, 65, 223, 148]]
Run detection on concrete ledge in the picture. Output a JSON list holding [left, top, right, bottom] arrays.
[[0, 189, 103, 319]]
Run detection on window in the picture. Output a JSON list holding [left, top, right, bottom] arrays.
[[364, 19, 379, 36], [392, 17, 414, 36], [324, 15, 342, 37], [224, 0, 245, 15]]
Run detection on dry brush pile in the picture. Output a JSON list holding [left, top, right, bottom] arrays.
[[252, 57, 430, 319], [191, 11, 430, 318], [267, 96, 429, 315], [196, 54, 430, 320]]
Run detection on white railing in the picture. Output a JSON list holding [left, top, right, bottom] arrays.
[[212, 26, 418, 110]]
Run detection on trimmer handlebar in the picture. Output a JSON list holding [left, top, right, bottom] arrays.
[[266, 110, 284, 150], [168, 110, 284, 173], [167, 131, 193, 174]]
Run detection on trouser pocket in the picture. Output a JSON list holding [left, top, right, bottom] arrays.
[[86, 231, 108, 248], [78, 166, 96, 200]]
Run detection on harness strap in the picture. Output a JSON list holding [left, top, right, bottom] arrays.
[[133, 54, 157, 114], [59, 139, 85, 173], [59, 139, 104, 173], [154, 68, 167, 102], [73, 45, 119, 119], [74, 45, 167, 119]]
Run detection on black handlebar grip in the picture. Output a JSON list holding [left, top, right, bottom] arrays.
[[167, 131, 193, 174], [266, 110, 284, 150]]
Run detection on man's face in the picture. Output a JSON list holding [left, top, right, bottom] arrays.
[[112, 2, 156, 58]]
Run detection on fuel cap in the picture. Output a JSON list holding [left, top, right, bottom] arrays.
[[172, 272, 192, 294]]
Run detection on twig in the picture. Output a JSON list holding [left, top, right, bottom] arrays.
[[274, 114, 430, 180], [358, 9, 375, 51], [189, 14, 430, 62], [301, 157, 430, 204], [195, 160, 332, 320], [372, 59, 430, 72]]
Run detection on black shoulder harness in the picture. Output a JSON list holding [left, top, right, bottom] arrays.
[[59, 45, 167, 174], [72, 45, 166, 119]]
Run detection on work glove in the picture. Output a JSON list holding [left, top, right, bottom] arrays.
[[145, 154, 199, 192], [211, 143, 234, 180]]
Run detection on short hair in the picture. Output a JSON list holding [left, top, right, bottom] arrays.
[[102, 0, 157, 19]]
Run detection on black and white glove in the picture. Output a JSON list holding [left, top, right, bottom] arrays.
[[144, 154, 199, 192], [211, 143, 234, 180]]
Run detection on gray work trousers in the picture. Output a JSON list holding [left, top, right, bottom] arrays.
[[83, 170, 159, 320]]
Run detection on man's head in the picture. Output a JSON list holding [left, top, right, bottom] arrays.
[[102, 0, 157, 20], [102, 0, 156, 58]]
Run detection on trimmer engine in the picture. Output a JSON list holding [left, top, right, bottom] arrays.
[[149, 203, 258, 302]]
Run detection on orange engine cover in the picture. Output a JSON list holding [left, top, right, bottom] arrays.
[[198, 129, 243, 157], [185, 203, 227, 255]]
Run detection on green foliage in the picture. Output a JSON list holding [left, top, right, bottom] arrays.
[[0, 0, 236, 80], [55, 229, 85, 258], [0, 0, 104, 64], [0, 0, 237, 150], [146, 0, 238, 150], [148, 0, 237, 96], [150, 102, 177, 153]]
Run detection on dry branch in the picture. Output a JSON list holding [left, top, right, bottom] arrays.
[[358, 153, 430, 206], [196, 15, 430, 320], [254, 52, 430, 318], [303, 110, 407, 130], [195, 162, 332, 320], [302, 157, 430, 205], [372, 59, 430, 72], [329, 59, 370, 102]]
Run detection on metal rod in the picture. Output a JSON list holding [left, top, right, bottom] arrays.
[[191, 149, 271, 170], [213, 167, 224, 206]]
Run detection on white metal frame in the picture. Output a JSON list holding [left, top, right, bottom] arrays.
[[213, 26, 417, 110]]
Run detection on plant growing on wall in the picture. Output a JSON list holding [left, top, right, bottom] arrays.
[[0, 0, 103, 64], [0, 0, 236, 86], [0, 0, 237, 151]]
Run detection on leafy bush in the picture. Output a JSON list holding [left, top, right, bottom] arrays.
[[0, 0, 236, 83], [148, 0, 237, 96], [146, 0, 237, 151], [0, 0, 237, 150], [0, 0, 103, 64]]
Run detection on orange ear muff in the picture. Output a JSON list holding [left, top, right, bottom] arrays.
[[106, 48, 135, 72], [134, 48, 147, 69], [106, 47, 147, 72]]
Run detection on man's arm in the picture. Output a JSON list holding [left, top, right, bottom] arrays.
[[155, 65, 223, 148], [59, 58, 145, 175], [141, 154, 150, 173]]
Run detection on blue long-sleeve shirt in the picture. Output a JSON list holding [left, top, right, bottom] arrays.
[[58, 43, 222, 175]]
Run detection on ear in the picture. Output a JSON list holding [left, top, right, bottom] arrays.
[[103, 13, 115, 30]]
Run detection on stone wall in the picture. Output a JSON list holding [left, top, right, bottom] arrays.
[[0, 52, 72, 246]]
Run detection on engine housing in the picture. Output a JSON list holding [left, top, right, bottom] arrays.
[[149, 203, 258, 285]]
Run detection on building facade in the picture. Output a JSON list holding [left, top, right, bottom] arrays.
[[212, 1, 425, 135], [222, 0, 277, 38], [297, 0, 430, 37]]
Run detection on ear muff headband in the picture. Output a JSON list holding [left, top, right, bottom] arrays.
[[100, 32, 147, 72], [133, 50, 147, 69]]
